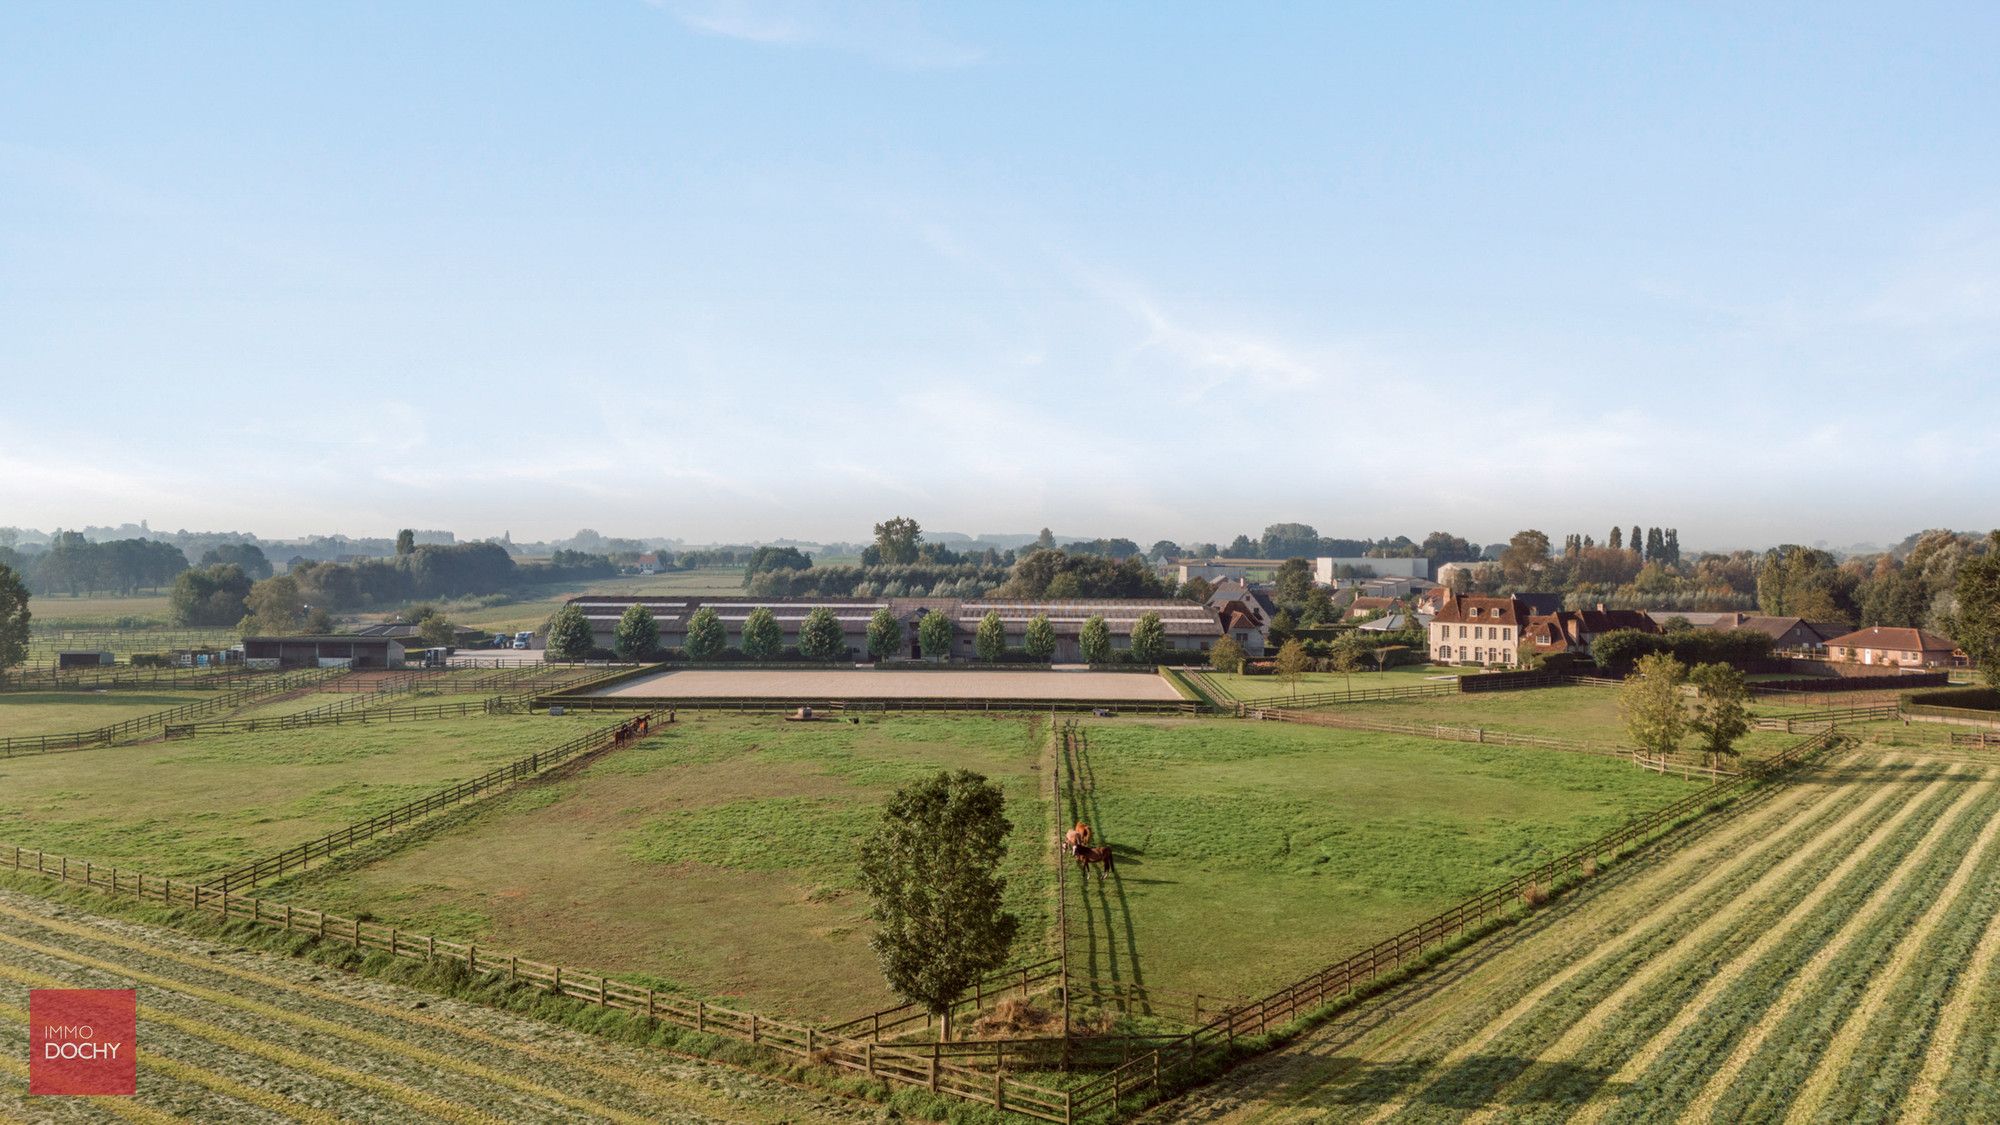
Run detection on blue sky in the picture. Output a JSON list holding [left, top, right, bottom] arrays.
[[2, 2, 1995, 549]]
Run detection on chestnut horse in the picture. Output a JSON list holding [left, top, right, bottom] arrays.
[[1074, 843, 1114, 880], [1064, 822, 1092, 854]]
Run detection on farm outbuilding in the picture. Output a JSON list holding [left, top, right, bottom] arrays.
[[566, 595, 1225, 662], [55, 651, 115, 669], [240, 635, 406, 669]]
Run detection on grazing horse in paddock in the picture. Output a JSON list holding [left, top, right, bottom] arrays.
[[1064, 822, 1093, 855], [1074, 844, 1114, 880]]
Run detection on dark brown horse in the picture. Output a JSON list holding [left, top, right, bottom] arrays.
[[1074, 844, 1114, 880]]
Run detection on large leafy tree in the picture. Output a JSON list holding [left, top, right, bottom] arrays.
[[799, 606, 846, 661], [169, 563, 253, 627], [872, 517, 924, 566], [858, 770, 1018, 1043], [198, 543, 272, 581], [1209, 635, 1246, 674], [614, 603, 660, 662], [1687, 662, 1751, 771], [240, 575, 310, 635], [684, 606, 725, 661], [976, 611, 1006, 663], [0, 563, 29, 673], [741, 607, 783, 660], [1128, 611, 1166, 664], [1500, 529, 1552, 587], [1079, 615, 1112, 664], [1620, 652, 1688, 758], [867, 607, 903, 661], [1273, 557, 1315, 606], [1954, 534, 2000, 686], [1023, 614, 1056, 662], [918, 610, 953, 661], [545, 604, 596, 660]]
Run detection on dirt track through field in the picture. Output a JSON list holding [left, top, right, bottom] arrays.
[[0, 887, 874, 1123]]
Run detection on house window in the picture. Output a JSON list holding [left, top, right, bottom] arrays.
[[1458, 626, 1467, 639], [1501, 627, 1510, 640], [1438, 645, 1452, 659], [1474, 647, 1485, 662]]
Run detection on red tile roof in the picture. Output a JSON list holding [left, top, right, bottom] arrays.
[[1822, 626, 1956, 653]]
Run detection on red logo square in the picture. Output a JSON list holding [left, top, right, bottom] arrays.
[[28, 989, 136, 1096]]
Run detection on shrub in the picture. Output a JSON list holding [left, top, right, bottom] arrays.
[[1904, 687, 2000, 712]]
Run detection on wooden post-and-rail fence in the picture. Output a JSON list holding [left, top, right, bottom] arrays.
[[1054, 726, 1842, 1119], [0, 667, 348, 758], [201, 711, 668, 893], [0, 844, 1084, 1124]]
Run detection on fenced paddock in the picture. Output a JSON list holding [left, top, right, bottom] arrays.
[[0, 713, 617, 878], [588, 667, 1188, 702], [275, 712, 1059, 1024]]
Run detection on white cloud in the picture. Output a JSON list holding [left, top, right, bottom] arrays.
[[651, 0, 983, 68]]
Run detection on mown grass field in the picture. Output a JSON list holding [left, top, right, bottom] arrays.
[[1061, 717, 1691, 1001], [1298, 685, 1804, 760], [0, 689, 221, 736], [0, 887, 861, 1124], [284, 713, 1057, 1024], [0, 714, 607, 877], [1178, 740, 2000, 1122], [1196, 665, 1474, 702]]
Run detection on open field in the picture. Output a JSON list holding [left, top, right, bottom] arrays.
[[0, 714, 606, 877], [0, 690, 220, 736], [593, 666, 1187, 701], [1061, 717, 1690, 1001], [1287, 685, 1804, 760], [1198, 666, 1475, 702], [441, 568, 750, 632], [0, 886, 868, 1124], [284, 713, 1056, 1023], [21, 593, 177, 628], [1167, 740, 2000, 1122]]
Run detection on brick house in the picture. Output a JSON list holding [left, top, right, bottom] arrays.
[[1822, 626, 1959, 669], [1522, 607, 1661, 656]]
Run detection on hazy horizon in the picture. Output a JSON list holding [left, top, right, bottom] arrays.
[[5, 4, 1996, 544]]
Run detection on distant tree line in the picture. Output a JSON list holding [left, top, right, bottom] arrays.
[[0, 533, 192, 597]]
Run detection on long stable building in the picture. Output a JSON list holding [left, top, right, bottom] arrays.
[[565, 595, 1226, 662]]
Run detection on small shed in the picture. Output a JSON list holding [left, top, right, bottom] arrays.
[[56, 651, 115, 670], [240, 636, 406, 669]]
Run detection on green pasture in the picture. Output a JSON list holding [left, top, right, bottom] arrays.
[[0, 690, 219, 737], [21, 593, 177, 628], [1199, 665, 1474, 702], [284, 712, 1056, 1024], [1303, 685, 1802, 760], [1061, 717, 1692, 1000], [0, 713, 604, 877]]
